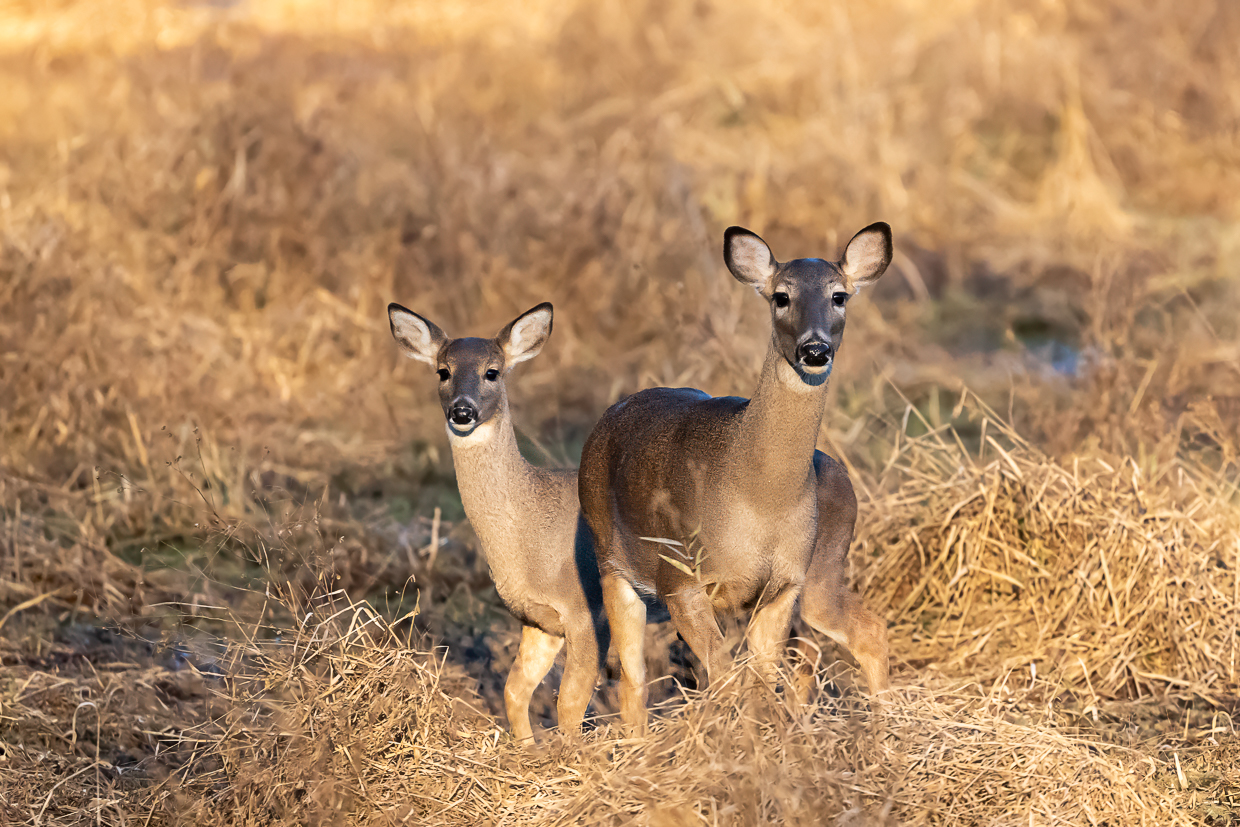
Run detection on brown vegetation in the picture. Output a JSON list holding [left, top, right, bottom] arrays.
[[1, 0, 1237, 823]]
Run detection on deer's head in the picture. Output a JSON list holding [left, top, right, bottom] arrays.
[[388, 302, 553, 437], [724, 223, 892, 384]]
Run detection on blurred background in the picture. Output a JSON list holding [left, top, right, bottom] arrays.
[[1, 0, 1238, 821]]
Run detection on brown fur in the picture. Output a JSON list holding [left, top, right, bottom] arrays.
[[578, 225, 893, 731]]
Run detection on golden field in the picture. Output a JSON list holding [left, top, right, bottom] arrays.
[[0, 0, 1238, 823]]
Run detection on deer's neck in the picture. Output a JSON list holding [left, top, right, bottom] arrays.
[[446, 396, 533, 554], [734, 344, 829, 493]]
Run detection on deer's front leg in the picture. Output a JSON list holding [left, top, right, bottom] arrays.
[[504, 625, 564, 742], [747, 584, 802, 692]]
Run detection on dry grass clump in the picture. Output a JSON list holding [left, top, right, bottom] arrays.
[[165, 604, 1235, 826], [0, 657, 220, 827], [857, 397, 1240, 700]]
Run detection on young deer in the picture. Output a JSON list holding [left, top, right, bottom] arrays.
[[388, 302, 607, 742], [578, 224, 892, 731]]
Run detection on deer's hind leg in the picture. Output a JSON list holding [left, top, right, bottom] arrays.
[[665, 586, 728, 687], [800, 586, 890, 696], [797, 454, 889, 698], [601, 572, 649, 734], [505, 625, 564, 742], [798, 520, 887, 694]]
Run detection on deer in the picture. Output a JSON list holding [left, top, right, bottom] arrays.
[[387, 301, 607, 742], [577, 223, 892, 732]]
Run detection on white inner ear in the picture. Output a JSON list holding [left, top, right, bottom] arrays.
[[841, 231, 888, 283], [728, 235, 777, 289], [391, 312, 439, 365], [505, 310, 550, 364]]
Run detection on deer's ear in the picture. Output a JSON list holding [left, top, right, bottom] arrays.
[[496, 302, 553, 367], [388, 303, 447, 365], [840, 222, 893, 292], [724, 227, 778, 293]]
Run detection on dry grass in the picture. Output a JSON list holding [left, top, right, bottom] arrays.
[[2, 0, 1239, 823], [862, 394, 1240, 700], [10, 593, 1233, 826]]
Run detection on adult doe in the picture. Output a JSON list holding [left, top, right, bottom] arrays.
[[578, 224, 892, 731], [388, 302, 607, 741]]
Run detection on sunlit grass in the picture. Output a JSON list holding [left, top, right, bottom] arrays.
[[1, 0, 1237, 823]]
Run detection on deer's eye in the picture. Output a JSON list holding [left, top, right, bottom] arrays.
[[484, 369, 499, 381], [437, 368, 450, 381], [773, 292, 790, 309], [832, 292, 848, 307]]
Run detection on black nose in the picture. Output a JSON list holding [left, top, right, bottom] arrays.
[[450, 405, 478, 426], [798, 341, 833, 367]]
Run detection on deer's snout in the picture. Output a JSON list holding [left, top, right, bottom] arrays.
[[796, 341, 833, 369], [449, 401, 479, 427]]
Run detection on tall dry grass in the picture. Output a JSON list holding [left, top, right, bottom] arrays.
[[1, 0, 1239, 824], [3, 0, 1238, 492]]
